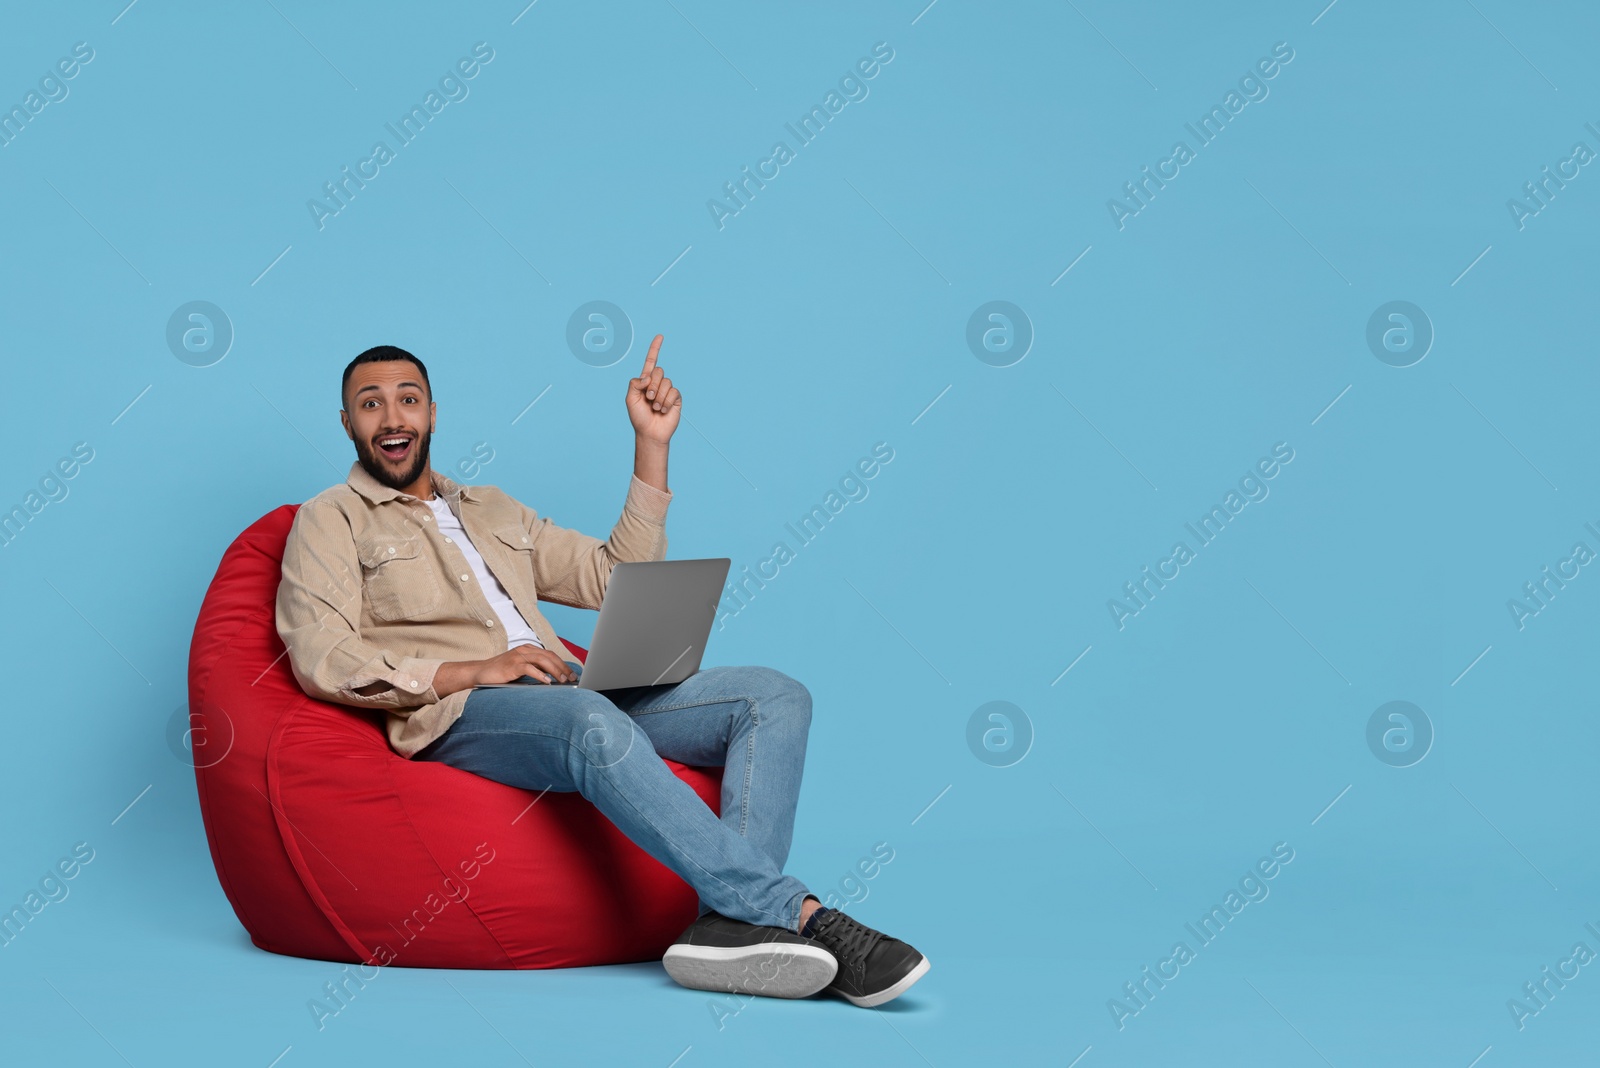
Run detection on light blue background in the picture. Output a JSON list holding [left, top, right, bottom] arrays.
[[2, 0, 1597, 1064]]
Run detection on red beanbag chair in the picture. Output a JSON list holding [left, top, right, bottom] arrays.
[[186, 504, 721, 968]]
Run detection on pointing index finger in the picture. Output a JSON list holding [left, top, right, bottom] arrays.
[[641, 334, 663, 376]]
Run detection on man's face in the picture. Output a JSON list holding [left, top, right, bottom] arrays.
[[341, 360, 435, 491]]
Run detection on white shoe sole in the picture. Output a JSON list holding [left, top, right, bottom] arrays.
[[838, 955, 931, 1008], [663, 942, 838, 999]]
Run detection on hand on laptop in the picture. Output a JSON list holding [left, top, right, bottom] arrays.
[[432, 646, 579, 698], [473, 645, 578, 686]]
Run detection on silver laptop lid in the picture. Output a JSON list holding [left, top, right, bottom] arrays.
[[578, 557, 731, 690]]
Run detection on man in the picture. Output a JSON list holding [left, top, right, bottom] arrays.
[[274, 338, 928, 1007]]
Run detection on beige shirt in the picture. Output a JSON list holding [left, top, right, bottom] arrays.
[[275, 461, 671, 758]]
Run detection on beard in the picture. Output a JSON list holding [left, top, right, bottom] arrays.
[[354, 428, 432, 491]]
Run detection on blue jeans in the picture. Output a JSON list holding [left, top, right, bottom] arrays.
[[414, 663, 815, 932]]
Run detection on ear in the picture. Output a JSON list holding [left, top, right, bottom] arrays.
[[339, 409, 352, 439]]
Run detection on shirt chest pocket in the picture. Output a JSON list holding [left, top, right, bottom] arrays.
[[356, 535, 440, 622], [491, 526, 536, 592]]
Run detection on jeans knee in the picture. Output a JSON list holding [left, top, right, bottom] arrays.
[[749, 666, 810, 733]]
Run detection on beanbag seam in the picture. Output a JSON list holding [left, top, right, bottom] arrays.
[[189, 600, 287, 942], [264, 694, 376, 964], [382, 755, 519, 968]]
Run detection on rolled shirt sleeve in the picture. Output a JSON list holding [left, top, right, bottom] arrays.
[[623, 473, 672, 523], [522, 474, 671, 610], [275, 500, 445, 711]]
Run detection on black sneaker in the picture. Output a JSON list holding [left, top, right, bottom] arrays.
[[806, 909, 930, 1007], [663, 911, 838, 999]]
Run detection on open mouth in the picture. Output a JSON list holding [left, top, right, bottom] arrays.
[[376, 434, 414, 462]]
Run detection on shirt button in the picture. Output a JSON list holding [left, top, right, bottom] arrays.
[[521, 536, 529, 543], [485, 620, 494, 627], [422, 515, 431, 523], [387, 546, 396, 555], [444, 536, 452, 543], [460, 574, 469, 582]]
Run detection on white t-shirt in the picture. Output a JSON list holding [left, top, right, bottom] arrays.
[[425, 496, 544, 651]]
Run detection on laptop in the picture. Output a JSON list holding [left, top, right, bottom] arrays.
[[477, 557, 731, 691]]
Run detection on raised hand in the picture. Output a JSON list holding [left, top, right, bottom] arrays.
[[626, 333, 681, 443]]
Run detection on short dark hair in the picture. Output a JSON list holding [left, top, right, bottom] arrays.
[[342, 345, 431, 411]]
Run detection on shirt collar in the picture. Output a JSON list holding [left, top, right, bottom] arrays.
[[346, 461, 475, 508]]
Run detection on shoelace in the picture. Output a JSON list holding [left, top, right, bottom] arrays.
[[811, 911, 883, 984]]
